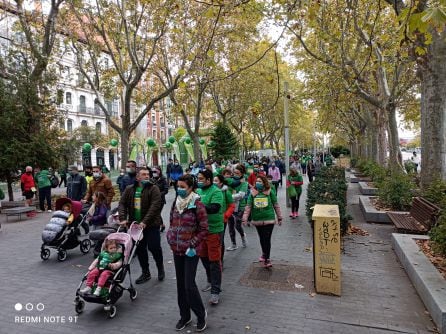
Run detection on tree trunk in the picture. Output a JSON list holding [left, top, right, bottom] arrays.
[[6, 173, 14, 201], [375, 110, 387, 165], [420, 29, 446, 188], [386, 104, 403, 169], [192, 134, 202, 163], [120, 130, 129, 169]]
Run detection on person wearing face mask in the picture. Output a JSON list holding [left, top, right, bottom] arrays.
[[166, 174, 208, 331], [118, 167, 165, 283], [20, 166, 37, 210], [66, 165, 87, 201], [227, 164, 248, 251], [268, 162, 281, 193], [116, 168, 125, 191], [196, 169, 224, 305], [242, 175, 283, 268], [82, 166, 115, 208], [213, 175, 235, 263], [119, 160, 137, 194], [151, 166, 168, 232], [170, 159, 184, 192], [84, 166, 94, 190], [247, 164, 266, 187]]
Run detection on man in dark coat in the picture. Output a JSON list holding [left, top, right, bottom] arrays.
[[119, 160, 137, 194], [118, 167, 164, 283], [67, 166, 87, 201]]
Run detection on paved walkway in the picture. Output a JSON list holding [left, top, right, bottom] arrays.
[[0, 176, 436, 333]]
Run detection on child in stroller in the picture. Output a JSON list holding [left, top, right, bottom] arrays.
[[75, 223, 143, 318], [40, 198, 91, 261], [80, 239, 123, 296]]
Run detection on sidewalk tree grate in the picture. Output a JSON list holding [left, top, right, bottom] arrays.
[[240, 263, 314, 293]]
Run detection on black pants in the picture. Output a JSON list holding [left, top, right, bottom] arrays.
[[137, 226, 163, 273], [59, 176, 67, 187], [200, 255, 222, 294], [301, 163, 307, 174], [174, 255, 206, 321], [39, 186, 52, 211], [228, 212, 245, 245], [290, 194, 301, 213], [272, 181, 279, 193], [255, 224, 275, 260], [221, 226, 226, 262]]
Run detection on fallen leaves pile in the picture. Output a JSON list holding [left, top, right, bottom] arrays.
[[346, 225, 369, 236], [416, 240, 446, 280]]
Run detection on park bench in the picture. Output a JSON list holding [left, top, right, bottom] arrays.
[[387, 197, 441, 234], [3, 207, 36, 222]]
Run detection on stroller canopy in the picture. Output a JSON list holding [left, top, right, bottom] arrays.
[[55, 198, 82, 219]]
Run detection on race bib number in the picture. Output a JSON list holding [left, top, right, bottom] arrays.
[[254, 197, 268, 209], [134, 197, 141, 210]]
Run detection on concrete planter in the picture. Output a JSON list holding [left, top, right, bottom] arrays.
[[359, 182, 378, 196], [392, 234, 446, 334], [358, 195, 392, 223]]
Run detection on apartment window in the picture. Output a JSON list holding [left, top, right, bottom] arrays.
[[152, 115, 156, 123], [79, 95, 86, 112], [81, 120, 88, 127], [56, 89, 63, 105], [66, 92, 72, 104], [96, 122, 102, 133], [152, 130, 156, 139], [161, 130, 164, 140], [67, 119, 73, 133]]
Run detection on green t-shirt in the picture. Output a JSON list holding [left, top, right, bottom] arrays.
[[36, 170, 51, 188], [247, 191, 278, 221], [197, 184, 224, 234], [233, 181, 249, 212], [288, 174, 303, 195], [134, 186, 143, 223], [98, 250, 123, 269]]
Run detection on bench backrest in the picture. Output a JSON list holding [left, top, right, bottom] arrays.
[[410, 197, 441, 230]]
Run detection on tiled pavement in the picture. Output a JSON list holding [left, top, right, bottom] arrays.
[[0, 177, 437, 333]]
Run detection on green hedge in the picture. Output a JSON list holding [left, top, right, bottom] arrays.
[[306, 166, 350, 235]]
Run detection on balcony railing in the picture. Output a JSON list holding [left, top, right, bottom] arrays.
[[59, 103, 73, 111], [77, 105, 94, 114]]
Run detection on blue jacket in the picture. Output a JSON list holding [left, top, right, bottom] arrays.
[[170, 164, 183, 181], [119, 174, 136, 194]]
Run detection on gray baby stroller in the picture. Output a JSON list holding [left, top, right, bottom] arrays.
[[40, 198, 91, 261]]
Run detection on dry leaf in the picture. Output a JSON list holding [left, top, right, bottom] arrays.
[[309, 292, 316, 297]]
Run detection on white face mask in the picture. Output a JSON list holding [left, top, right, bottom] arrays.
[[152, 172, 159, 178], [93, 172, 101, 178]]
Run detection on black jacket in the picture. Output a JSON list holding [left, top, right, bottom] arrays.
[[153, 176, 168, 205], [118, 181, 162, 227], [67, 174, 87, 201]]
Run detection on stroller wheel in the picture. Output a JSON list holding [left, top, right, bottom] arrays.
[[40, 249, 50, 261], [107, 305, 117, 319], [129, 288, 137, 301], [75, 300, 85, 314], [57, 250, 67, 262], [80, 239, 91, 254]]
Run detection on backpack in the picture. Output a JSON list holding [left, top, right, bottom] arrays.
[[50, 175, 59, 188]]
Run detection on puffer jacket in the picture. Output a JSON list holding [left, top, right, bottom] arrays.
[[84, 175, 115, 208], [118, 181, 163, 227], [166, 196, 208, 256]]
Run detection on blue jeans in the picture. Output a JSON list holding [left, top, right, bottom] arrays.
[[39, 186, 51, 211]]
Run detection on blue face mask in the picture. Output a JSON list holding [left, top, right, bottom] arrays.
[[197, 181, 205, 189], [255, 182, 264, 191], [233, 175, 241, 180], [177, 188, 188, 198]]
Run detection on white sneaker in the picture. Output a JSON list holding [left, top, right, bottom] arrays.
[[93, 287, 102, 296], [80, 286, 91, 294], [241, 236, 247, 248], [226, 244, 238, 251], [47, 210, 52, 213]]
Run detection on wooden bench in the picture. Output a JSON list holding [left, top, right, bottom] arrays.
[[387, 197, 441, 234], [3, 207, 36, 222]]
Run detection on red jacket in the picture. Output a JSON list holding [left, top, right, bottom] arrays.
[[248, 171, 266, 186], [20, 173, 35, 192]]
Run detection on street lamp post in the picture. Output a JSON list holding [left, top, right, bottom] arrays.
[[284, 82, 290, 208]]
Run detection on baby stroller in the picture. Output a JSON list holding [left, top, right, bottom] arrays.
[[74, 222, 144, 318], [40, 198, 91, 261], [89, 207, 119, 257]]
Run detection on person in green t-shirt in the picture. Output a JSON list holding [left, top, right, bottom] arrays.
[[228, 164, 248, 250], [287, 167, 304, 219], [35, 167, 52, 212], [213, 174, 235, 263], [196, 169, 224, 305], [242, 174, 283, 268]]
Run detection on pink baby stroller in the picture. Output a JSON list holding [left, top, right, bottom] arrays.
[[74, 222, 143, 318]]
